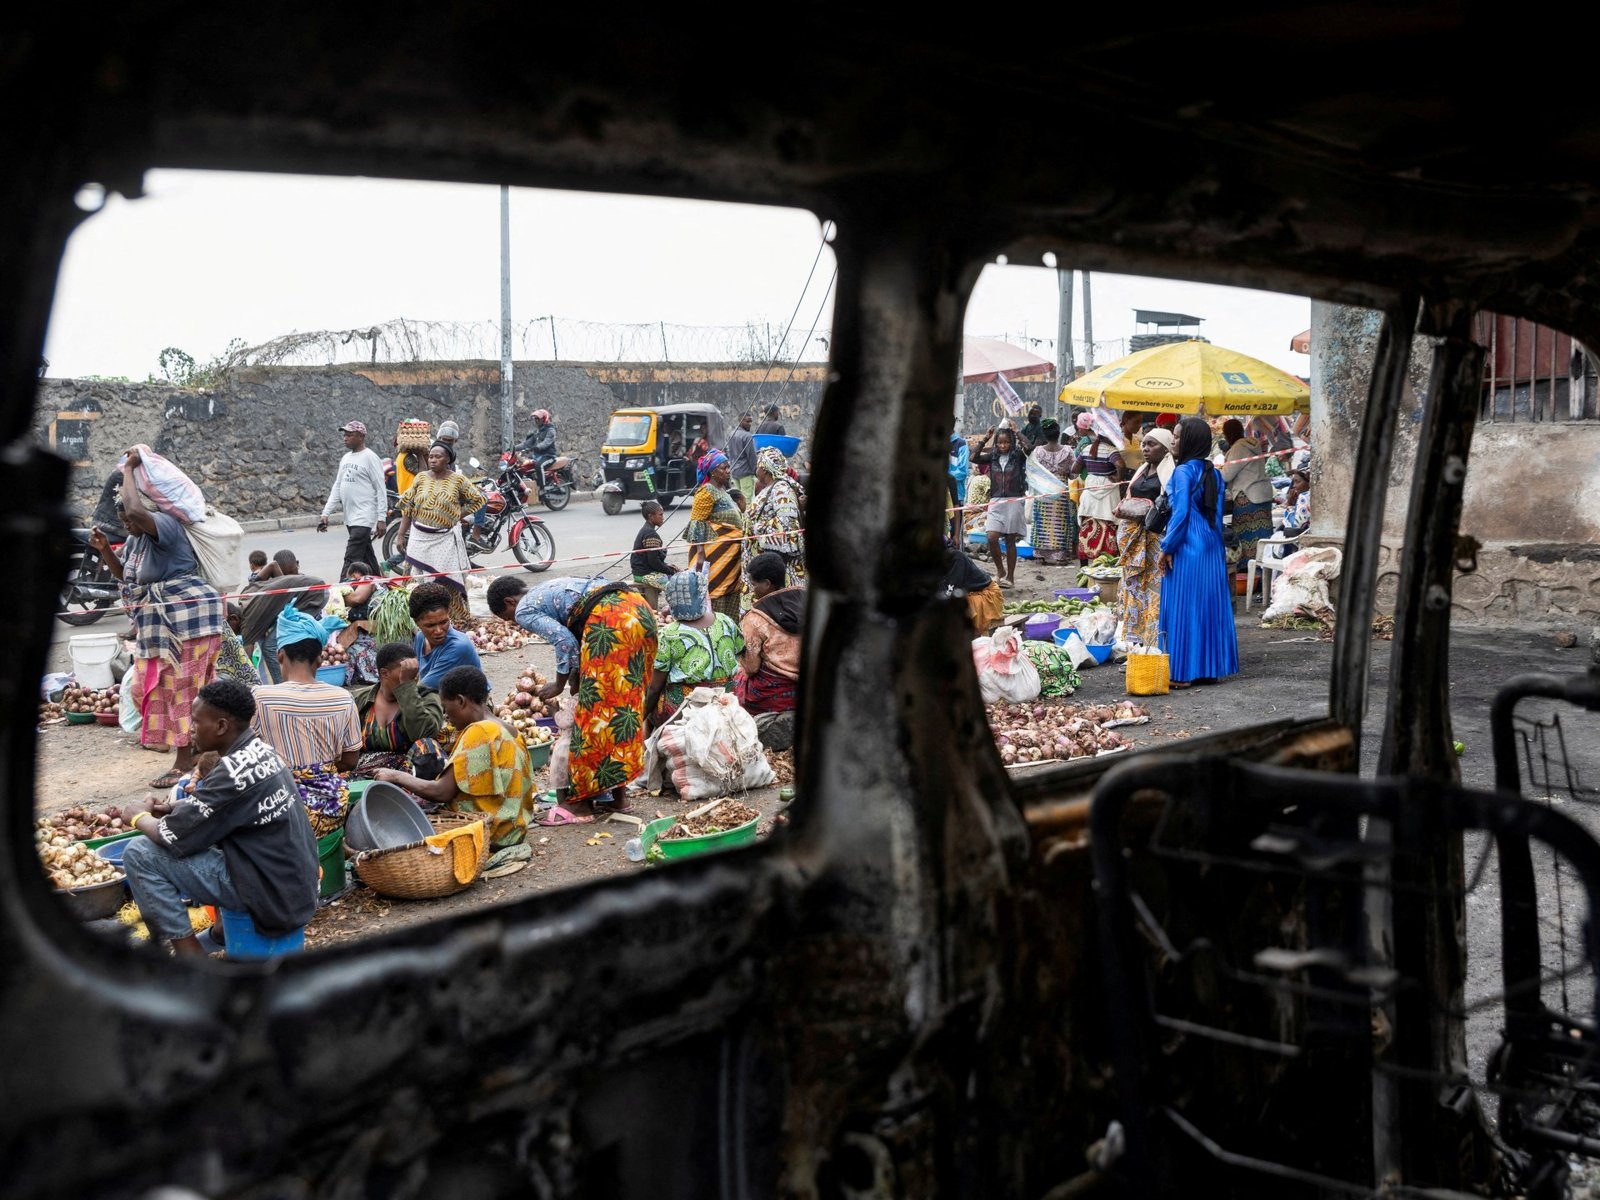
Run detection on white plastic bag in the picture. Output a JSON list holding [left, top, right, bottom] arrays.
[[182, 508, 244, 595], [973, 624, 1042, 704], [1261, 546, 1343, 622], [645, 689, 775, 801], [120, 445, 207, 524], [119, 660, 143, 736]]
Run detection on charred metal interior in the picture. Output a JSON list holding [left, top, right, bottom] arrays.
[[8, 6, 1600, 1197]]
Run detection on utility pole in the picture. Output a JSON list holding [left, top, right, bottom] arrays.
[[1082, 270, 1095, 370], [1056, 268, 1075, 401], [499, 186, 515, 452]]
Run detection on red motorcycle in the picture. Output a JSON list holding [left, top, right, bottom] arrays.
[[382, 452, 556, 572], [524, 453, 574, 511]]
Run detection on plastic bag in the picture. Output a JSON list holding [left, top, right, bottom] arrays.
[[973, 624, 1042, 704], [645, 689, 775, 801], [1025, 453, 1070, 497], [1067, 608, 1118, 646], [119, 661, 143, 736], [182, 509, 244, 595], [120, 445, 207, 524], [1261, 546, 1343, 622]]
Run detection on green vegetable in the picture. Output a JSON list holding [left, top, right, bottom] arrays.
[[1453, 740, 1465, 755]]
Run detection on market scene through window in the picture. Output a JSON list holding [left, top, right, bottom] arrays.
[[956, 264, 1328, 767], [35, 172, 831, 956]]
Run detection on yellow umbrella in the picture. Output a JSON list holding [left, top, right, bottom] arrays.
[[1058, 340, 1309, 416]]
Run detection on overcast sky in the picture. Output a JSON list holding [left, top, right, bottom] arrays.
[[44, 170, 1309, 381]]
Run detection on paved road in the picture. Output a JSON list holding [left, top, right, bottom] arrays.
[[47, 493, 698, 670]]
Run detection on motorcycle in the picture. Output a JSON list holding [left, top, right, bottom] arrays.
[[59, 527, 124, 625], [381, 453, 555, 573], [529, 453, 574, 511]]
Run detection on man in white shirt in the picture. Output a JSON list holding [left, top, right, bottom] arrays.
[[317, 420, 388, 577]]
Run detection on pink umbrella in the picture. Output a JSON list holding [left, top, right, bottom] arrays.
[[1289, 329, 1311, 354], [962, 335, 1055, 383]]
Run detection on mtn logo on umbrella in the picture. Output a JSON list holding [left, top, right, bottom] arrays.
[[1133, 376, 1184, 390]]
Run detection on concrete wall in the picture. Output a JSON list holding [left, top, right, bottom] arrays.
[[33, 360, 827, 521], [1309, 301, 1600, 626]]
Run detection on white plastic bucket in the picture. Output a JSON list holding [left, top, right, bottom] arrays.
[[69, 633, 119, 690]]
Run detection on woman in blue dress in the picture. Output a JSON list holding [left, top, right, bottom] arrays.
[[1158, 417, 1239, 687]]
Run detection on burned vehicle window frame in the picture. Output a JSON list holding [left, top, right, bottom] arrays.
[[7, 9, 1600, 1199]]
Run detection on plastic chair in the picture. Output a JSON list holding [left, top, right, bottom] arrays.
[[1243, 536, 1297, 610]]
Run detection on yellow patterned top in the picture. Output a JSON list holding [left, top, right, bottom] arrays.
[[398, 471, 485, 528]]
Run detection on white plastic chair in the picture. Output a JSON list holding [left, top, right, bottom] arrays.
[[1244, 535, 1298, 611]]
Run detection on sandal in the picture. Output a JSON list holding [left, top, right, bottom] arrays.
[[997, 578, 1014, 589], [149, 768, 185, 789], [534, 805, 594, 827]]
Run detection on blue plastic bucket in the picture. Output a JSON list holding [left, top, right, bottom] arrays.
[[315, 664, 347, 687], [218, 908, 306, 960]]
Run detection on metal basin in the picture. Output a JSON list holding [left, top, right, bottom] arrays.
[[344, 781, 433, 852]]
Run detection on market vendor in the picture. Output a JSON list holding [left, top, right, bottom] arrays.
[[237, 550, 329, 685], [350, 641, 446, 778], [252, 607, 362, 771], [371, 665, 535, 848], [122, 679, 320, 957], [486, 573, 657, 822], [734, 551, 802, 715], [410, 581, 482, 688], [645, 569, 745, 729], [945, 544, 1005, 635]]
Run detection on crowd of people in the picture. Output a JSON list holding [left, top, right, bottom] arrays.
[[948, 402, 1310, 688]]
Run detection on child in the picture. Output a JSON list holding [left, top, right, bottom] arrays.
[[246, 549, 269, 582], [631, 500, 678, 598]]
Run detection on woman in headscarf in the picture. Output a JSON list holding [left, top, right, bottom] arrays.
[[645, 569, 745, 728], [1158, 417, 1240, 688], [742, 446, 806, 609], [1028, 418, 1077, 565], [1114, 428, 1175, 647], [486, 573, 658, 822], [86, 449, 229, 789], [1221, 417, 1273, 561], [686, 448, 746, 618], [394, 440, 485, 625], [1076, 416, 1129, 562]]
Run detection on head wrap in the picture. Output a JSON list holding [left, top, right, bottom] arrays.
[[277, 605, 330, 651], [430, 439, 456, 465], [696, 448, 729, 486], [665, 568, 710, 622], [1154, 413, 1179, 430], [1174, 417, 1218, 518], [756, 447, 788, 479], [1040, 418, 1061, 442], [1142, 428, 1175, 455], [1075, 412, 1094, 433], [436, 420, 460, 440], [1291, 447, 1312, 473], [1142, 427, 1177, 488]]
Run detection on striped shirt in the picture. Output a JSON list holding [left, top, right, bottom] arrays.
[[252, 682, 362, 769]]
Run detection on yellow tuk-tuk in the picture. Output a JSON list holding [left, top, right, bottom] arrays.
[[599, 403, 727, 515]]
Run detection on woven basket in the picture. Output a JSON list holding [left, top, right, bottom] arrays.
[[353, 812, 488, 900], [395, 420, 433, 451]]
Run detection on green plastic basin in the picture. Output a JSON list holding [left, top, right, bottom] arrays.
[[639, 812, 759, 861]]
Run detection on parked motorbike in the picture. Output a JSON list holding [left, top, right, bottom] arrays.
[[59, 527, 124, 625], [381, 454, 555, 573]]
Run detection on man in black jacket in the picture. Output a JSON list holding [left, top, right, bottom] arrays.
[[122, 679, 320, 956]]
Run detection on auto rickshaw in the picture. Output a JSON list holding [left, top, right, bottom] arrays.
[[599, 402, 727, 515]]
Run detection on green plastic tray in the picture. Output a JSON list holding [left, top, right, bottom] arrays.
[[639, 812, 759, 861], [317, 827, 346, 897]]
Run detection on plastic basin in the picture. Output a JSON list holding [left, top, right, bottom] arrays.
[[56, 877, 126, 921], [315, 664, 348, 687], [1083, 642, 1114, 665], [83, 827, 139, 851], [1023, 614, 1062, 640], [95, 840, 133, 868], [640, 813, 760, 861], [344, 781, 432, 852], [94, 711, 118, 726], [65, 711, 96, 725], [750, 433, 801, 458], [524, 740, 553, 770], [1053, 587, 1097, 601]]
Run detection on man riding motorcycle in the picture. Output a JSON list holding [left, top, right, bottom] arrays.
[[520, 409, 558, 472]]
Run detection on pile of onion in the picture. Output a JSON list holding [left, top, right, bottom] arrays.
[[985, 700, 1145, 765]]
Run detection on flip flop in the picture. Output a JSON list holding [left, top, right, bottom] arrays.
[[535, 805, 594, 827], [149, 768, 185, 789]]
